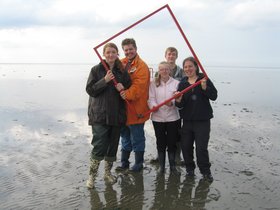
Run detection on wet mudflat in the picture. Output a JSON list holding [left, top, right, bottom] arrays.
[[0, 64, 280, 209]]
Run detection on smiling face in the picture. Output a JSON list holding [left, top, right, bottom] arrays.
[[158, 62, 171, 80], [103, 46, 118, 66], [122, 44, 137, 61], [183, 60, 197, 78], [165, 50, 178, 65]]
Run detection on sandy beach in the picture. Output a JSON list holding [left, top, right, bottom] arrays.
[[1, 63, 280, 209]]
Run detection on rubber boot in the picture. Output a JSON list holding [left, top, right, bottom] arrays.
[[86, 158, 100, 189], [104, 161, 117, 183], [158, 151, 166, 174], [168, 152, 181, 175], [115, 150, 130, 171], [129, 151, 144, 172]]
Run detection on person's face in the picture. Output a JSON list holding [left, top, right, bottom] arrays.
[[165, 50, 177, 64], [183, 60, 197, 77], [122, 44, 137, 60], [158, 64, 171, 79], [103, 47, 118, 64]]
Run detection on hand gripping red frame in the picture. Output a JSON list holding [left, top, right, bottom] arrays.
[[93, 4, 208, 118]]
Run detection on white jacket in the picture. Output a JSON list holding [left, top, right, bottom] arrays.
[[148, 77, 180, 122]]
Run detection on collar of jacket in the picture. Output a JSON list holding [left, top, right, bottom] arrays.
[[159, 77, 176, 86], [183, 73, 205, 84], [122, 54, 139, 66]]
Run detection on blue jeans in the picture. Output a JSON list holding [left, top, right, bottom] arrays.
[[120, 123, 145, 152]]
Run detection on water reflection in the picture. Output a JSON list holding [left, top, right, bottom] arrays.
[[192, 179, 212, 209], [177, 177, 195, 208], [88, 171, 213, 209], [89, 172, 145, 210], [180, 177, 212, 209], [151, 174, 181, 209], [118, 173, 144, 209], [104, 183, 119, 208], [152, 173, 212, 209], [89, 188, 104, 209], [89, 182, 120, 209]]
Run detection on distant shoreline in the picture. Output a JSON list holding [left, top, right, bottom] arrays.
[[1, 63, 280, 70]]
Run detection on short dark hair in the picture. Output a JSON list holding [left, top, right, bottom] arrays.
[[121, 38, 137, 49]]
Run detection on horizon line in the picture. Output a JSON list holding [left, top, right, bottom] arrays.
[[0, 62, 279, 70]]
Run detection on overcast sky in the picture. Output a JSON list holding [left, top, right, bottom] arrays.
[[0, 0, 279, 67]]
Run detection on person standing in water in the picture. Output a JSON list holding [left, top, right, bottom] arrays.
[[85, 42, 131, 188], [148, 61, 181, 175], [150, 47, 184, 165], [116, 38, 150, 172], [175, 56, 217, 182]]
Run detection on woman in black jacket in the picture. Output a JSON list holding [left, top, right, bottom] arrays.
[[85, 42, 131, 189], [175, 56, 217, 182]]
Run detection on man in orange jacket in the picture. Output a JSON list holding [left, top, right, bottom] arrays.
[[116, 38, 150, 172]]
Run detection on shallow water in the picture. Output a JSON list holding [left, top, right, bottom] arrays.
[[0, 64, 280, 209]]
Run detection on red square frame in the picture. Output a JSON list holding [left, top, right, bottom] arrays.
[[93, 4, 208, 115]]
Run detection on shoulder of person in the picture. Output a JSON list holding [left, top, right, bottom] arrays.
[[176, 65, 183, 71], [177, 77, 188, 90], [121, 57, 128, 65], [179, 76, 188, 84], [134, 55, 148, 66], [169, 77, 178, 83], [173, 77, 180, 85], [150, 79, 157, 86], [198, 73, 206, 79], [91, 63, 102, 72], [181, 76, 188, 81]]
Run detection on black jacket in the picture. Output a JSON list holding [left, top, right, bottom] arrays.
[[175, 73, 217, 121], [86, 61, 131, 126]]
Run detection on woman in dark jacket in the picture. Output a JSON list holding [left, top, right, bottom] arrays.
[[86, 42, 131, 189], [175, 56, 217, 182]]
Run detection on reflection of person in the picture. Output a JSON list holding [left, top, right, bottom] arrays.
[[151, 173, 181, 209], [148, 61, 181, 174], [89, 188, 104, 209], [175, 56, 217, 182], [89, 182, 118, 209], [150, 47, 184, 165], [116, 38, 150, 172], [104, 182, 118, 208], [85, 42, 131, 189], [192, 179, 212, 209], [165, 174, 181, 207], [118, 173, 144, 209], [178, 177, 212, 208]]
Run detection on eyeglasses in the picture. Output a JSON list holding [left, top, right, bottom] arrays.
[[158, 68, 170, 72]]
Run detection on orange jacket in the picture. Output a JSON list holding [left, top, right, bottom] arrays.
[[121, 54, 150, 125]]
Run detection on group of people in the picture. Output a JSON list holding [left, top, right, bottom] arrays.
[[85, 38, 218, 189]]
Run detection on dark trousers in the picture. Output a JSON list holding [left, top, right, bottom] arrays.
[[91, 124, 121, 162], [152, 120, 181, 153], [180, 120, 211, 174]]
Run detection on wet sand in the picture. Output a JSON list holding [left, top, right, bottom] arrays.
[[1, 64, 280, 209]]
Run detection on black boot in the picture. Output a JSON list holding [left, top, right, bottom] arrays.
[[130, 151, 144, 172], [116, 150, 130, 171], [158, 151, 166, 174], [168, 152, 181, 175]]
